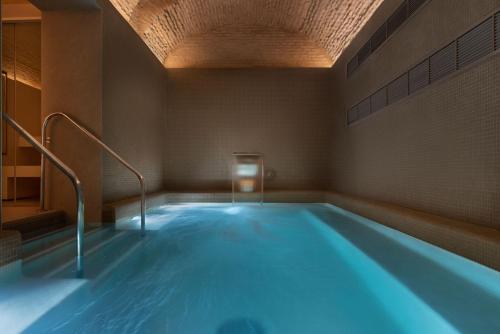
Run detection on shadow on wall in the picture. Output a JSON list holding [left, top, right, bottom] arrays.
[[216, 318, 266, 334]]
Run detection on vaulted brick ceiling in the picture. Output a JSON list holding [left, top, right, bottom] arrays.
[[109, 0, 383, 68]]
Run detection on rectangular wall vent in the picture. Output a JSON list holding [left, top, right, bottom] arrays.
[[347, 106, 358, 124], [458, 17, 494, 68], [408, 0, 426, 16], [496, 12, 500, 49], [358, 41, 372, 64], [409, 59, 429, 94], [371, 87, 387, 113], [347, 56, 359, 77], [387, 3, 408, 36], [346, 8, 499, 126], [430, 42, 456, 83], [347, 0, 430, 78], [371, 23, 387, 52], [388, 73, 409, 104], [358, 98, 371, 119]]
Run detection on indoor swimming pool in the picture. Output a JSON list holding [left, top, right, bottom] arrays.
[[1, 203, 500, 333]]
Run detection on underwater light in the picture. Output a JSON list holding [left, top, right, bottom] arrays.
[[224, 206, 242, 215]]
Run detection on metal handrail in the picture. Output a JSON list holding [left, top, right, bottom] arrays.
[[1, 112, 85, 276], [40, 112, 146, 235]]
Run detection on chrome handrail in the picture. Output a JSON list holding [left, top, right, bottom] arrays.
[[2, 112, 85, 276], [40, 112, 146, 235]]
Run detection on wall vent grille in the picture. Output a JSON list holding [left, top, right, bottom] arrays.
[[387, 3, 408, 36], [430, 42, 456, 83], [347, 106, 358, 124], [347, 0, 429, 78], [388, 73, 409, 104], [347, 9, 500, 126], [347, 56, 359, 77], [371, 87, 387, 113], [358, 41, 372, 64], [358, 98, 371, 119], [408, 0, 426, 16], [409, 59, 429, 93], [496, 12, 500, 49], [371, 23, 387, 52], [458, 17, 494, 68]]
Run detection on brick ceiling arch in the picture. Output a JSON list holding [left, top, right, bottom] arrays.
[[109, 0, 383, 68]]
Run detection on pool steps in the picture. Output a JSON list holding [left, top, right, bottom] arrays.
[[0, 275, 89, 334], [22, 225, 142, 279], [6, 233, 143, 334], [22, 225, 112, 264], [0, 225, 144, 334], [39, 230, 129, 279], [3, 210, 68, 241], [22, 224, 99, 260]]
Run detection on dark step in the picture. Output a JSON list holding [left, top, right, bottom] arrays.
[[18, 230, 144, 334], [22, 224, 102, 259], [4, 210, 68, 241], [22, 225, 120, 277], [52, 231, 143, 280]]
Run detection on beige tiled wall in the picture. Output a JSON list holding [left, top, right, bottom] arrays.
[[42, 9, 103, 222], [39, 0, 500, 235], [330, 0, 500, 229], [102, 1, 166, 202], [164, 69, 334, 191], [0, 231, 21, 266]]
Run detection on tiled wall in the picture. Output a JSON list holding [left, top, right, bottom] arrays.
[[347, 0, 428, 78], [330, 0, 500, 229], [102, 1, 166, 202], [164, 69, 333, 191], [42, 9, 103, 222], [348, 10, 499, 125], [0, 231, 21, 266]]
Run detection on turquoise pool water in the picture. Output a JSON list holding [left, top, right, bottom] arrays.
[[1, 204, 500, 333]]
